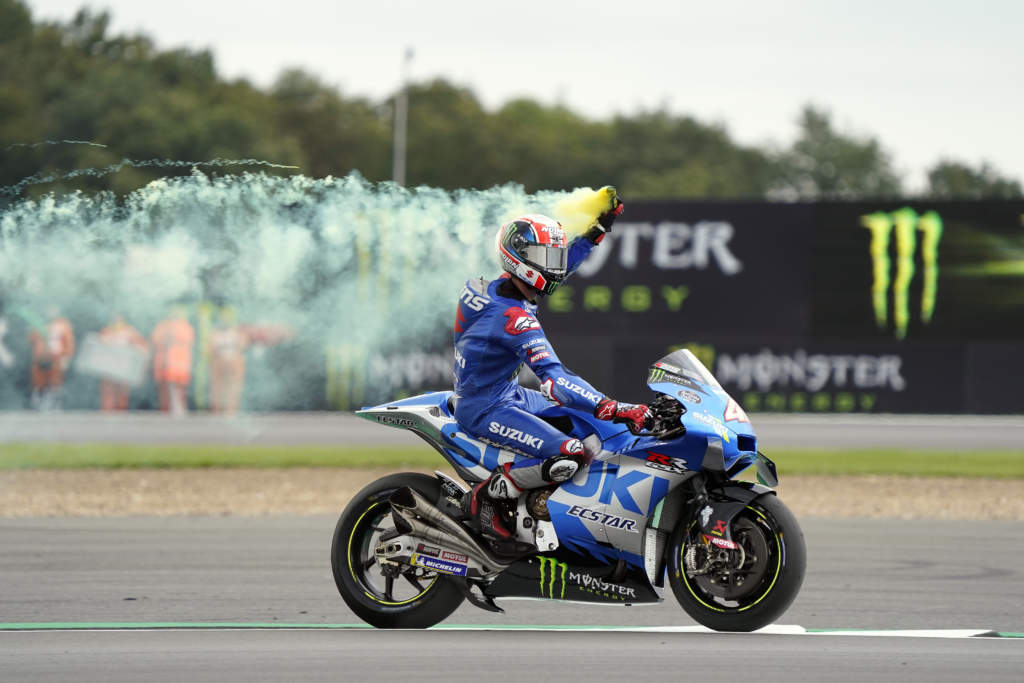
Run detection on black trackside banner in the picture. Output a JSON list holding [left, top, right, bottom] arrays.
[[323, 200, 1023, 413], [539, 199, 1024, 414], [609, 340, 967, 415], [810, 200, 1024, 341], [5, 200, 1018, 413], [540, 202, 815, 338]]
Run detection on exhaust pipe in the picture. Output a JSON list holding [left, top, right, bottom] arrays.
[[391, 512, 483, 561], [389, 487, 510, 572]]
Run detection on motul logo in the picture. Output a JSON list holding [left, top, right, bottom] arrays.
[[488, 421, 544, 449]]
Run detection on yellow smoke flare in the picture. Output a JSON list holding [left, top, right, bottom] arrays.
[[553, 185, 619, 237], [491, 184, 618, 265]]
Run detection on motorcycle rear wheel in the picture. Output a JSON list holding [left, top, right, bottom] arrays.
[[331, 472, 465, 628], [667, 493, 806, 632]]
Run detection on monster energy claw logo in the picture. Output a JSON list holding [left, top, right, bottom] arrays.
[[861, 208, 943, 339], [538, 556, 567, 599]]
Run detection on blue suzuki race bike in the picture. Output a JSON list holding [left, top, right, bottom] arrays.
[[331, 349, 806, 631]]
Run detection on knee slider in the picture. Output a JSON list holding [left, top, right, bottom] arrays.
[[543, 439, 585, 483]]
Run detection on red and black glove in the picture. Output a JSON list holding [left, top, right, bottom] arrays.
[[586, 193, 624, 244], [598, 199, 624, 230], [595, 397, 653, 434]]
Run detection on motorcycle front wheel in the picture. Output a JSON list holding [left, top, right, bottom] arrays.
[[667, 493, 806, 632], [330, 472, 465, 628]]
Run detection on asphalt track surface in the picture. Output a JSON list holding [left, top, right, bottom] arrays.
[[3, 412, 1023, 681], [2, 410, 1023, 450], [2, 516, 1023, 682]]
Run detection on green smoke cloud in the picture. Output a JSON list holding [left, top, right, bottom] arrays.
[[0, 170, 581, 409]]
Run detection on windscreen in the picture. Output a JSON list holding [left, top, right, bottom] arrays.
[[649, 349, 722, 390]]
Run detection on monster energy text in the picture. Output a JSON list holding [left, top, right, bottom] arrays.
[[647, 367, 703, 393], [537, 557, 637, 600], [861, 208, 943, 339], [569, 571, 636, 599]]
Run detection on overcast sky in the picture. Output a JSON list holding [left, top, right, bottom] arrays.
[[26, 0, 1024, 190]]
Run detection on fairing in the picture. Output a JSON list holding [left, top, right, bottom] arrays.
[[645, 349, 758, 470], [356, 350, 770, 591]]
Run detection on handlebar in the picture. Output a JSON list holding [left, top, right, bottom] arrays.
[[631, 393, 686, 439]]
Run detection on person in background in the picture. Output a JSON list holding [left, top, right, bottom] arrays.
[[151, 306, 195, 417], [28, 307, 75, 410], [98, 314, 149, 411], [0, 314, 13, 372], [208, 307, 249, 414], [0, 302, 23, 408]]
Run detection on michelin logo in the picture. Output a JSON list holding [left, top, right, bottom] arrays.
[[489, 422, 544, 449], [411, 553, 467, 577]]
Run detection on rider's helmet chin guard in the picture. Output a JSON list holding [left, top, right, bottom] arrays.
[[497, 214, 569, 296]]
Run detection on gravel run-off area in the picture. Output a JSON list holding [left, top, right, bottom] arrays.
[[2, 468, 1023, 519]]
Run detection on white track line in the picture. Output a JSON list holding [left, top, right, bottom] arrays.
[[2, 625, 1010, 639]]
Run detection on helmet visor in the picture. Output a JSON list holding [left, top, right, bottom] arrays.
[[521, 243, 568, 276]]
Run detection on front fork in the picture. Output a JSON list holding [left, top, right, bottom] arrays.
[[648, 473, 775, 588]]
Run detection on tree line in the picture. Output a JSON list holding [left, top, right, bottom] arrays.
[[1, 0, 1020, 201]]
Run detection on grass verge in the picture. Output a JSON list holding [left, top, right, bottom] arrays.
[[0, 443, 441, 470], [0, 443, 1022, 478], [765, 448, 1024, 479]]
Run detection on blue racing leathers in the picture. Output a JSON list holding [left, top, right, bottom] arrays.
[[453, 237, 603, 490]]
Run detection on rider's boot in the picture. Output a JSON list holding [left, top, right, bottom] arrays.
[[463, 465, 521, 541]]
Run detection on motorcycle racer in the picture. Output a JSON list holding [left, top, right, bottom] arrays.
[[453, 196, 652, 542]]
